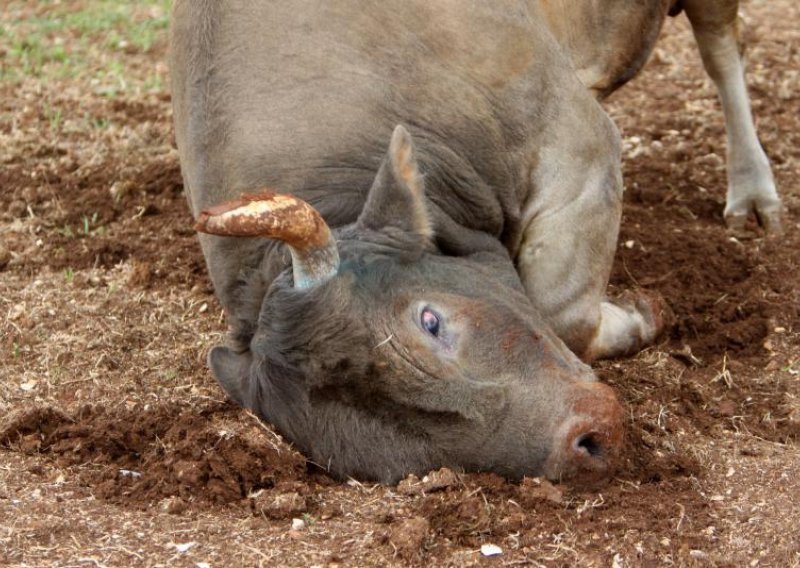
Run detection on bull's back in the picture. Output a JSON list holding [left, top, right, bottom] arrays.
[[171, 1, 565, 222]]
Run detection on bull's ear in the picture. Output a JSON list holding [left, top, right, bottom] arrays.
[[357, 125, 433, 243], [208, 346, 254, 409]]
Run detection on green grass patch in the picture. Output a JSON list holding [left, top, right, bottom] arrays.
[[0, 0, 171, 91]]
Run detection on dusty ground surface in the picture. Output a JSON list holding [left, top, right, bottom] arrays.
[[1, 1, 798, 566]]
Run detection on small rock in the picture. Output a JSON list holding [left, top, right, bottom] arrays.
[[422, 467, 460, 490], [291, 517, 306, 531], [119, 469, 142, 478], [110, 180, 134, 201], [389, 516, 429, 560], [8, 303, 25, 320], [696, 153, 723, 168], [397, 473, 422, 494], [397, 467, 459, 495], [480, 544, 503, 557]]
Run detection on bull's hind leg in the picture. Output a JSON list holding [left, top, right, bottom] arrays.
[[683, 0, 782, 233]]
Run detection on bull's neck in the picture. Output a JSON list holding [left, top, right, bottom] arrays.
[[413, 138, 521, 258]]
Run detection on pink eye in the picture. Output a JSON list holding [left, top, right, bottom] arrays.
[[421, 307, 441, 337]]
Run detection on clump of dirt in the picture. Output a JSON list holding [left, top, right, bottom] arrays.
[[0, 406, 73, 450], [1, 403, 309, 507], [386, 516, 431, 561]]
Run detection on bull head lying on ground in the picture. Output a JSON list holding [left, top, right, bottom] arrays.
[[197, 127, 624, 483]]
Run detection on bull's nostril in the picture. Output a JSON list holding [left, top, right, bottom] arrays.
[[574, 432, 604, 458]]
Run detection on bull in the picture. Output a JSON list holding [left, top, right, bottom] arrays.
[[169, 0, 777, 483]]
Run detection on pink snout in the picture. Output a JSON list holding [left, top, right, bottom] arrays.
[[545, 381, 624, 484]]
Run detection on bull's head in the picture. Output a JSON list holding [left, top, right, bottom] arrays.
[[197, 125, 623, 484]]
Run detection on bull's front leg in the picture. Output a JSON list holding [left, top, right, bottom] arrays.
[[683, 0, 782, 233], [517, 119, 667, 363]]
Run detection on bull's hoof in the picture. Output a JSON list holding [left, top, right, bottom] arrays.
[[634, 288, 672, 341], [586, 290, 672, 362], [724, 197, 783, 236], [615, 288, 672, 347]]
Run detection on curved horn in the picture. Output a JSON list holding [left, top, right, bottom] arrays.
[[194, 191, 340, 288]]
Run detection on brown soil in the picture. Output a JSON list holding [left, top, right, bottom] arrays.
[[1, 1, 799, 566], [0, 402, 310, 506]]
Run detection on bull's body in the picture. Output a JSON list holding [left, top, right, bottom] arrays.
[[169, 0, 776, 482], [171, 1, 651, 362]]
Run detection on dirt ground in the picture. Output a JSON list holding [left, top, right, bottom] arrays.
[[1, 1, 798, 566]]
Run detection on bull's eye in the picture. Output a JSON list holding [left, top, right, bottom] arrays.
[[421, 307, 441, 337]]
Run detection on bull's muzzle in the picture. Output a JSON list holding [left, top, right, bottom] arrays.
[[545, 381, 624, 485]]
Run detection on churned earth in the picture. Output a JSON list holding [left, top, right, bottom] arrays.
[[1, 1, 798, 565]]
